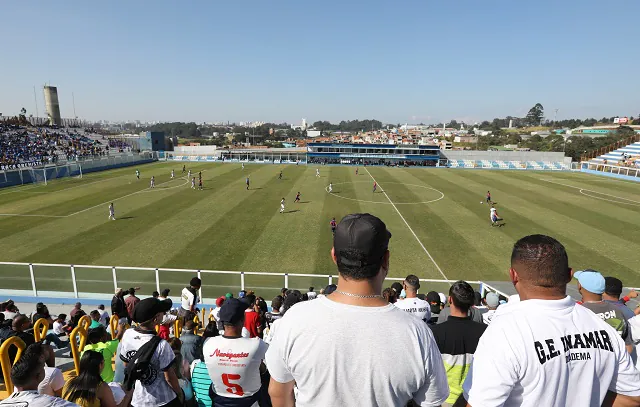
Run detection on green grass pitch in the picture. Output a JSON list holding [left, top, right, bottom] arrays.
[[0, 161, 639, 300]]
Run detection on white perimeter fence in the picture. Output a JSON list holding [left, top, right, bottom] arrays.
[[0, 261, 512, 303]]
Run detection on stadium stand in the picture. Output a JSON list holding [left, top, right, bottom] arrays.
[[590, 141, 640, 168], [0, 124, 132, 170]]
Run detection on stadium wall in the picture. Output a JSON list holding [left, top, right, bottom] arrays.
[[0, 152, 158, 189], [580, 168, 640, 182], [441, 150, 572, 164]]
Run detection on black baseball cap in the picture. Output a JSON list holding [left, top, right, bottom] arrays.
[[324, 284, 337, 295], [132, 298, 172, 323], [604, 277, 623, 296], [219, 298, 248, 324], [333, 213, 391, 269]]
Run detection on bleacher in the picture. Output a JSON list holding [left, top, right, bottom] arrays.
[[446, 160, 569, 170], [590, 141, 640, 166]]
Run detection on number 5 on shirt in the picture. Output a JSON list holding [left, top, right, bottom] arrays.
[[222, 373, 244, 396]]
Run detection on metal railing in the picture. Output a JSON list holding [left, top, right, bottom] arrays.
[[0, 261, 511, 302], [581, 162, 640, 179], [580, 133, 640, 162]]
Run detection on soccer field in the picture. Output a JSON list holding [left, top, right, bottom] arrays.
[[1, 161, 639, 300]]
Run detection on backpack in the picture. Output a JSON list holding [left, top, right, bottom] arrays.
[[123, 336, 163, 391]]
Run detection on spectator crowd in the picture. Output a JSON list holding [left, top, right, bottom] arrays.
[[0, 124, 131, 170], [1, 213, 640, 407]]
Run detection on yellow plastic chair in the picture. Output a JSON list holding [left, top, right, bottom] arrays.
[[77, 315, 91, 332], [0, 336, 26, 395], [208, 307, 214, 322], [33, 318, 49, 342], [69, 326, 88, 375], [109, 315, 119, 339], [174, 318, 182, 339], [193, 314, 201, 334]]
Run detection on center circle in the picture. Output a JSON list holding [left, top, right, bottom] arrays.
[[325, 181, 444, 205]]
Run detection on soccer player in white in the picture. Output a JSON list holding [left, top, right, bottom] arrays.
[[242, 163, 245, 170], [108, 203, 115, 220], [191, 177, 196, 189], [188, 169, 192, 179], [316, 169, 320, 177], [203, 298, 267, 406], [280, 198, 285, 213], [135, 169, 140, 180], [490, 205, 502, 226], [328, 183, 333, 193], [150, 176, 155, 188], [171, 169, 174, 179]]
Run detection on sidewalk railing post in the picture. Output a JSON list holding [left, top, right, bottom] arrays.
[[29, 263, 37, 296], [70, 265, 78, 298]]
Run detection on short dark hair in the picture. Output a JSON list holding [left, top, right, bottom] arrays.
[[128, 288, 136, 295], [161, 289, 170, 297], [404, 275, 420, 290], [272, 296, 283, 311], [390, 282, 403, 295], [88, 326, 107, 344], [190, 277, 202, 288], [152, 291, 159, 298], [11, 343, 45, 387], [245, 294, 256, 307], [511, 235, 570, 288], [449, 281, 475, 313], [89, 310, 100, 318]]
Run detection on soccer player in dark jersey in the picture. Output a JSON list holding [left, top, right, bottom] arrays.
[[330, 217, 337, 235], [373, 181, 377, 193], [486, 190, 492, 203], [246, 177, 250, 190], [278, 170, 283, 180], [295, 192, 301, 203], [198, 178, 203, 190], [182, 165, 186, 174]]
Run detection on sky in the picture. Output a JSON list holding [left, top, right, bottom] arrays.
[[1, 0, 638, 125]]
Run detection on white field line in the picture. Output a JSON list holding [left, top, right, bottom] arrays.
[[541, 178, 640, 206], [363, 167, 448, 280], [66, 175, 191, 217], [0, 213, 67, 218]]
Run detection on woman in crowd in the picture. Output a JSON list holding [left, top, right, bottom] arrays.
[[62, 350, 132, 407]]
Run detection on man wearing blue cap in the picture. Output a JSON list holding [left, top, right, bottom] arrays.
[[576, 269, 634, 354]]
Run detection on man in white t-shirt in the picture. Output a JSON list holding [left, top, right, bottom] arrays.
[[0, 343, 77, 407], [203, 297, 268, 406], [119, 297, 184, 407], [456, 234, 640, 407], [266, 213, 449, 407], [394, 274, 431, 322], [179, 277, 201, 325]]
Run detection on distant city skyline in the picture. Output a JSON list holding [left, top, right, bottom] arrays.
[[1, 0, 638, 124]]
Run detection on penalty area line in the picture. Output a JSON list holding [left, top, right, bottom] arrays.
[[363, 167, 448, 280]]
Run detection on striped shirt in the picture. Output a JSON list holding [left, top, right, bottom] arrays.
[[190, 360, 213, 407]]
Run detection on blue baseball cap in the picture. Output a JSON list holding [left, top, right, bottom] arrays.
[[238, 290, 246, 298], [575, 269, 605, 294]]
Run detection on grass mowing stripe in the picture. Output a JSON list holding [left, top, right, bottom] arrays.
[[313, 167, 363, 275], [442, 170, 639, 280], [364, 167, 448, 280], [91, 164, 265, 267], [18, 170, 246, 266], [163, 166, 307, 271], [396, 168, 509, 280]]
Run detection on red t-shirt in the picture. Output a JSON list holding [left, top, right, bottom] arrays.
[[244, 310, 261, 338]]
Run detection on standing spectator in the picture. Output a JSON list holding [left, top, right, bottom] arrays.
[[0, 344, 77, 407], [119, 297, 184, 407], [431, 281, 486, 406], [179, 277, 201, 325], [111, 288, 128, 325], [603, 277, 637, 319], [437, 299, 483, 324], [84, 325, 125, 383], [158, 289, 171, 301], [265, 296, 283, 325], [307, 287, 317, 300], [125, 288, 140, 323], [382, 287, 398, 303], [426, 291, 443, 324], [167, 338, 193, 402], [576, 270, 634, 353], [180, 320, 203, 366], [457, 235, 640, 407], [211, 296, 225, 335], [152, 291, 160, 299], [394, 274, 431, 322], [266, 213, 449, 406], [96, 305, 110, 327], [481, 292, 500, 325], [70, 302, 84, 321], [243, 294, 262, 338], [203, 298, 268, 406]]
